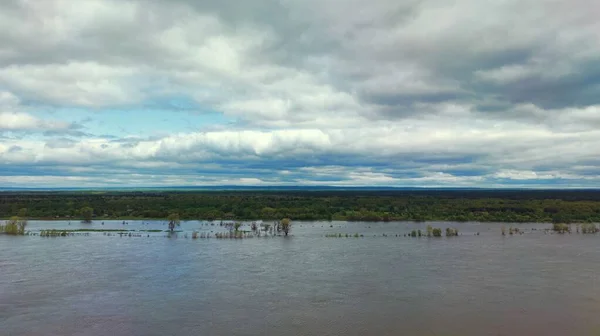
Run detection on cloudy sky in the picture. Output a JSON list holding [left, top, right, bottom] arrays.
[[0, 0, 599, 188]]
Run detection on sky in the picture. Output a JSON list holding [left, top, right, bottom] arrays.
[[0, 0, 599, 188]]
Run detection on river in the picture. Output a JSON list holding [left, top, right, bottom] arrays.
[[1, 220, 599, 335]]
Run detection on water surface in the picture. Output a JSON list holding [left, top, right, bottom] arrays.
[[2, 221, 599, 335]]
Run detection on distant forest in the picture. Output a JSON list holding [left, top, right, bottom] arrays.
[[2, 190, 600, 223]]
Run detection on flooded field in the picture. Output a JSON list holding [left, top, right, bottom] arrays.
[[1, 221, 600, 335]]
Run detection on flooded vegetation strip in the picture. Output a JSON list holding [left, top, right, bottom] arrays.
[[2, 207, 600, 241]]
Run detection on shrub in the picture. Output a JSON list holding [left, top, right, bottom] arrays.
[[552, 223, 570, 233], [0, 216, 27, 235], [581, 223, 599, 234], [432, 228, 442, 237], [281, 218, 292, 236], [445, 228, 458, 237]]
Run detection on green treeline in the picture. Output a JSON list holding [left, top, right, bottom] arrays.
[[1, 190, 600, 223]]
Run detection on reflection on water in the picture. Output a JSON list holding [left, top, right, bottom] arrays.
[[1, 221, 600, 336]]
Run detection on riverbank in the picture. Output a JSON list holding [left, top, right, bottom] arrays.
[[3, 190, 600, 223]]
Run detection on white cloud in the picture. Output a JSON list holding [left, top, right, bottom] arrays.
[[0, 112, 71, 131], [0, 0, 599, 187]]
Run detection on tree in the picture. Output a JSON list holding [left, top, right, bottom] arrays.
[[167, 213, 180, 232], [0, 216, 27, 235], [80, 207, 94, 223], [18, 208, 28, 218], [281, 218, 291, 236]]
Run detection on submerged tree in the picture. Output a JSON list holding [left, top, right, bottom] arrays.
[[167, 213, 180, 233], [445, 227, 459, 237], [281, 218, 292, 236], [263, 223, 272, 234], [552, 223, 570, 234], [0, 216, 27, 235], [234, 222, 242, 233], [80, 207, 94, 223], [581, 223, 599, 234]]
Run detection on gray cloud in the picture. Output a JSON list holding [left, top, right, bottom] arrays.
[[0, 0, 599, 187]]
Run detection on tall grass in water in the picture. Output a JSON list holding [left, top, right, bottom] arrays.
[[0, 216, 27, 235], [40, 229, 69, 237]]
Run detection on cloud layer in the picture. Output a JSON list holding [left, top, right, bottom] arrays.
[[0, 0, 599, 187]]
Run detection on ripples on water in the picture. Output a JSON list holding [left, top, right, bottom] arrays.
[[1, 221, 600, 336]]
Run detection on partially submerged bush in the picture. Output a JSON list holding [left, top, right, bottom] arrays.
[[0, 216, 27, 235], [445, 228, 459, 237], [281, 218, 292, 236], [552, 223, 570, 233], [581, 223, 599, 234], [432, 228, 442, 237]]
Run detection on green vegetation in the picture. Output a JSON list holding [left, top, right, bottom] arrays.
[[580, 223, 599, 234], [80, 207, 94, 223], [40, 229, 69, 237], [325, 233, 363, 238], [70, 228, 129, 232], [2, 190, 600, 223], [445, 228, 459, 237], [167, 213, 180, 232], [552, 223, 571, 233], [214, 231, 252, 239], [432, 228, 442, 237], [281, 218, 291, 236], [0, 216, 27, 235]]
